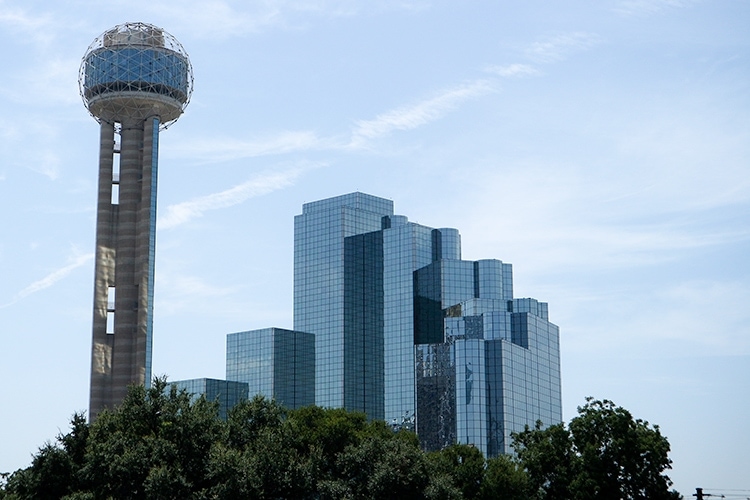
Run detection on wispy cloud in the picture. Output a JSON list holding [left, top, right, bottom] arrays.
[[525, 32, 600, 63], [173, 131, 326, 164], [174, 79, 496, 159], [0, 3, 49, 29], [0, 3, 55, 45], [349, 79, 494, 147], [643, 279, 750, 354], [562, 279, 750, 357], [21, 57, 81, 105], [274, 0, 432, 18], [0, 119, 19, 141], [150, 0, 431, 38], [614, 0, 694, 16], [158, 166, 312, 229], [27, 151, 61, 180], [2, 252, 93, 308], [149, 0, 280, 38], [484, 63, 540, 78], [156, 273, 242, 315], [460, 152, 750, 276]]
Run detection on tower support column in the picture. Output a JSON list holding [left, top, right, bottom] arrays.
[[110, 121, 144, 406], [89, 118, 158, 419], [89, 122, 116, 418]]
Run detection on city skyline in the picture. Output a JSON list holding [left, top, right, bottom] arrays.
[[293, 191, 561, 455], [1, 1, 748, 496]]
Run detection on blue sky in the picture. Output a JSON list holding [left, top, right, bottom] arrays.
[[1, 0, 748, 495]]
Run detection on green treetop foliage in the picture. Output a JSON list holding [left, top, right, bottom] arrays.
[[0, 383, 683, 499], [513, 397, 682, 500]]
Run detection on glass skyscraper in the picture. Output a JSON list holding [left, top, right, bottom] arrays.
[[294, 192, 562, 455], [294, 193, 394, 415], [169, 378, 248, 420], [226, 327, 315, 410]]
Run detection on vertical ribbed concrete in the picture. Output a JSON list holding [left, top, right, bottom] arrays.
[[136, 117, 157, 391], [89, 118, 157, 419], [89, 122, 116, 417]]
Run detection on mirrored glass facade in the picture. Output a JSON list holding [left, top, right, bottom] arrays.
[[294, 193, 393, 412], [416, 291, 562, 455], [226, 327, 315, 409], [83, 48, 190, 103], [294, 192, 562, 455], [170, 378, 248, 420]]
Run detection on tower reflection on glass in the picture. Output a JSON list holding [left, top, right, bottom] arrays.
[[79, 22, 193, 419]]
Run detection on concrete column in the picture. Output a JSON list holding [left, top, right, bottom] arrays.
[[135, 116, 158, 389], [110, 120, 143, 406], [89, 122, 116, 419]]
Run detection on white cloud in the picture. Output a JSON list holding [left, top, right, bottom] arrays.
[[148, 0, 430, 38], [154, 269, 245, 317], [2, 252, 93, 308], [350, 79, 494, 147], [614, 0, 694, 16], [158, 166, 311, 229], [0, 119, 19, 141], [471, 215, 744, 275], [525, 32, 600, 63], [613, 109, 750, 211], [459, 157, 750, 275], [148, 0, 280, 38], [275, 0, 432, 17], [157, 272, 240, 314], [562, 279, 750, 357], [0, 3, 54, 42], [484, 63, 540, 78], [174, 79, 496, 159], [27, 151, 61, 181], [173, 131, 325, 163], [22, 57, 82, 105]]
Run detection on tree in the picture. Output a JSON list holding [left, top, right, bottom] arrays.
[[513, 398, 682, 500], [330, 434, 430, 499], [0, 413, 89, 500], [3, 390, 683, 499], [2, 378, 222, 499], [512, 421, 577, 499], [479, 454, 531, 500], [207, 396, 311, 499], [427, 444, 486, 499], [78, 378, 222, 499]]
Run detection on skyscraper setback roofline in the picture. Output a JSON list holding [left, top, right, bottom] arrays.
[[300, 191, 394, 215], [294, 192, 562, 455]]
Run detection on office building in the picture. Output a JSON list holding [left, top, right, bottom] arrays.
[[294, 192, 561, 455], [170, 378, 248, 420], [226, 328, 315, 409], [414, 263, 561, 455], [79, 22, 193, 419], [294, 193, 395, 417]]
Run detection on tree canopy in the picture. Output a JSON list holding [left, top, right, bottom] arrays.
[[513, 397, 682, 500], [0, 382, 682, 499]]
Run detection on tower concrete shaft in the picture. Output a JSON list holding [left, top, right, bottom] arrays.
[[81, 22, 191, 419], [89, 117, 159, 419]]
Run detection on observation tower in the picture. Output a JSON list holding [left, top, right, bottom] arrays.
[[79, 22, 193, 419]]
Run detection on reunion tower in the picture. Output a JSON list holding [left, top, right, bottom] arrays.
[[79, 22, 193, 419]]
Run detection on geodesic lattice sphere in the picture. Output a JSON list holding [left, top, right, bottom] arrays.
[[79, 22, 193, 129]]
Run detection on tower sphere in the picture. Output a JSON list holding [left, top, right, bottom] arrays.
[[79, 22, 193, 129]]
